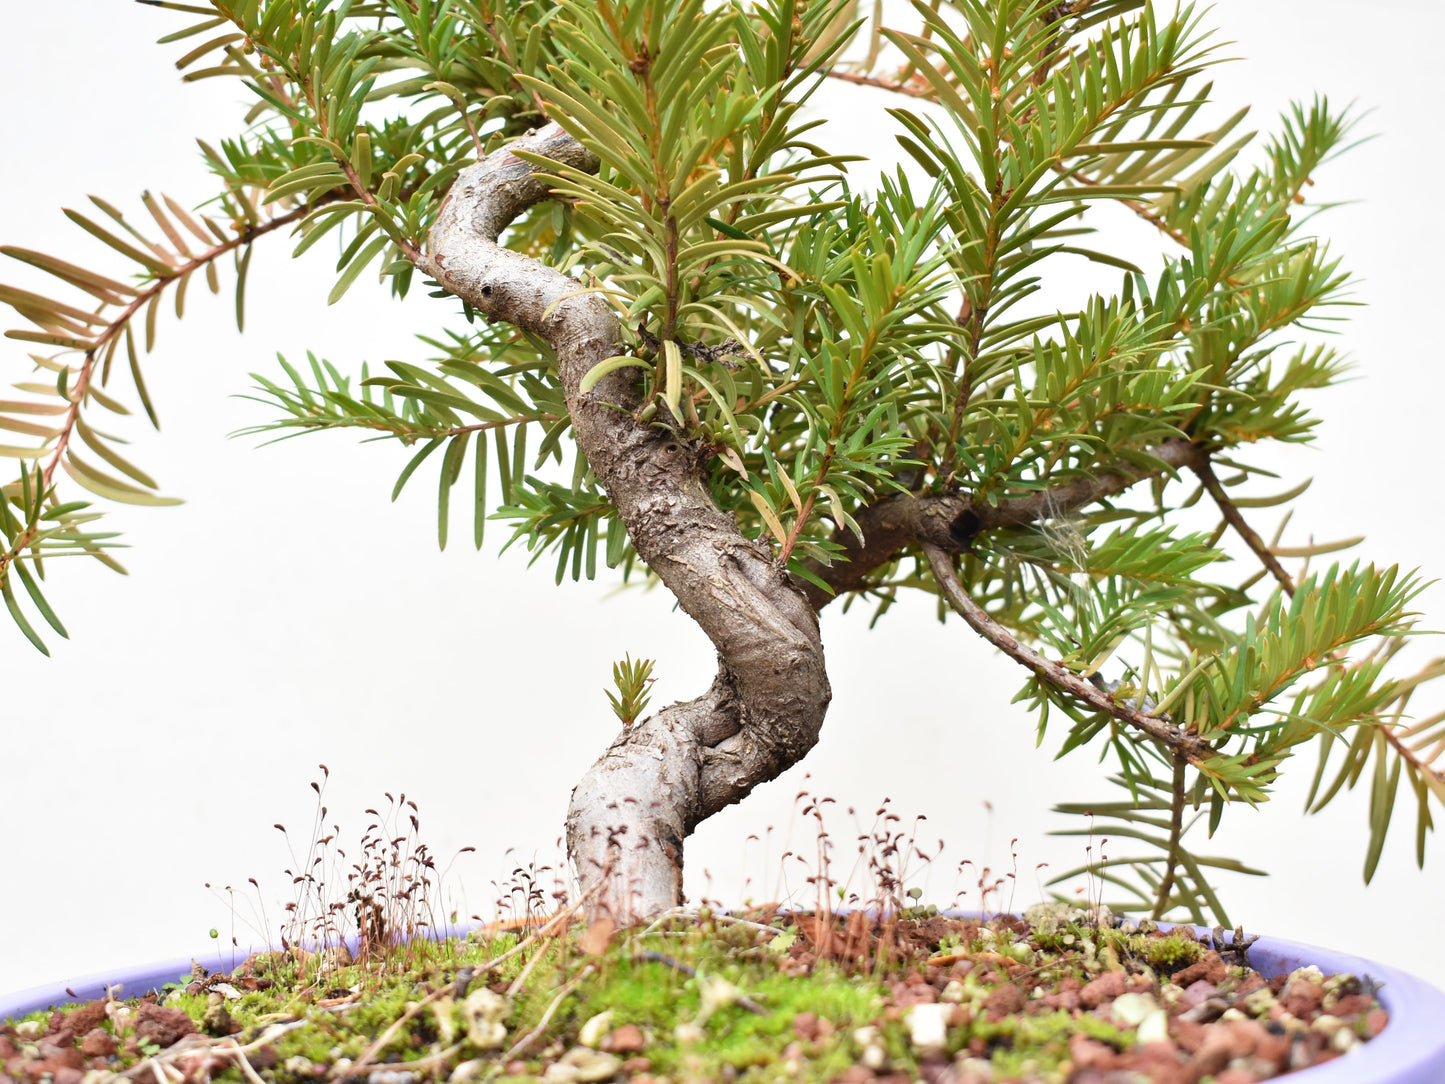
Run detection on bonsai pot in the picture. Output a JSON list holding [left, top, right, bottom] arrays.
[[3, 922, 1444, 1082]]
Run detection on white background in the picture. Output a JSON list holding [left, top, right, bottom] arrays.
[[1, 2, 1442, 996]]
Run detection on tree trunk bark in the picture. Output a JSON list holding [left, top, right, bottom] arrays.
[[423, 125, 830, 925]]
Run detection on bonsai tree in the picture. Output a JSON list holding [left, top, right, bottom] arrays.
[[2, 0, 1442, 930]]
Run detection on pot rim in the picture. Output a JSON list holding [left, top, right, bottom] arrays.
[[2, 918, 1442, 1082]]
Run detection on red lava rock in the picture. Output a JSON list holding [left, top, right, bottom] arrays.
[[1211, 1071, 1262, 1084], [22, 1054, 84, 1083], [1331, 992, 1373, 1017], [50, 1069, 83, 1084], [503, 1060, 527, 1075], [1188, 1018, 1268, 1078], [620, 1057, 652, 1073], [0, 1038, 15, 1059], [1078, 970, 1128, 1008], [1172, 950, 1229, 987], [134, 1004, 198, 1049], [1040, 975, 1083, 1010], [248, 1045, 280, 1070], [1128, 1043, 1189, 1084], [891, 980, 938, 1007], [915, 1049, 949, 1079], [79, 1029, 116, 1058], [1254, 1026, 1291, 1070], [1366, 1008, 1390, 1037], [603, 1023, 646, 1053], [35, 1043, 81, 1068], [56, 1003, 108, 1039], [1068, 1033, 1121, 1072], [1235, 973, 1266, 996], [1039, 988, 1079, 1010], [1281, 978, 1324, 1017], [1182, 979, 1218, 1007], [831, 1068, 875, 1083], [793, 1013, 821, 1042], [983, 983, 1026, 1020]]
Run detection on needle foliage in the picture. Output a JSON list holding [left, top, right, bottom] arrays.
[[3, 0, 1442, 925]]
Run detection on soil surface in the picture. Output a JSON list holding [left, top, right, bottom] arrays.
[[0, 906, 1388, 1084]]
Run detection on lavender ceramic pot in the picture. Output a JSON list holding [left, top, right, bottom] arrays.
[[3, 926, 1443, 1081]]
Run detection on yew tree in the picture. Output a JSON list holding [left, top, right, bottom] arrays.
[[3, 0, 1443, 927]]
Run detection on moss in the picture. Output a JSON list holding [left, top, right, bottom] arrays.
[[1140, 931, 1205, 972], [565, 949, 884, 1081], [966, 1008, 1133, 1079], [5, 912, 1374, 1084]]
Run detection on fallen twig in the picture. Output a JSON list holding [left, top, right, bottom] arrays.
[[502, 964, 597, 1061]]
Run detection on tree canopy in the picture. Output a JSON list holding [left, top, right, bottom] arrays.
[[3, 0, 1442, 926]]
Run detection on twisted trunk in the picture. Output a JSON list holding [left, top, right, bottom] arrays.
[[423, 127, 1202, 923], [423, 126, 829, 924]]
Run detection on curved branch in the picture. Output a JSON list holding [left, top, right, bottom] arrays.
[[422, 124, 829, 922], [801, 437, 1201, 610], [1192, 454, 1297, 598], [922, 541, 1216, 766]]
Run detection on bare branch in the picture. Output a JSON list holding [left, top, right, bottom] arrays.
[[922, 542, 1217, 765], [801, 438, 1201, 610], [1151, 753, 1189, 920], [1192, 455, 1297, 598], [1057, 161, 1191, 248], [971, 438, 1202, 533], [822, 68, 932, 97]]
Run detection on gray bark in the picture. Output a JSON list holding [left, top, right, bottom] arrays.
[[799, 437, 1200, 609], [423, 125, 829, 925]]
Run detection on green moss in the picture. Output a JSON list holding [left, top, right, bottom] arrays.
[[6, 912, 1362, 1084], [559, 946, 885, 1081], [966, 1008, 1133, 1079], [1140, 931, 1204, 972]]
